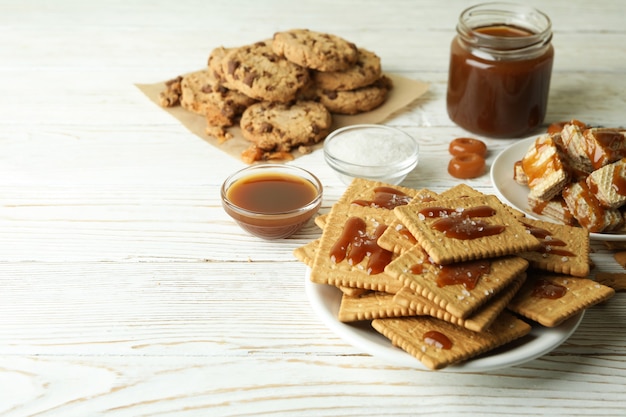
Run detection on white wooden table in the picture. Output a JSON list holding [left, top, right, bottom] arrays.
[[1, 0, 625, 415]]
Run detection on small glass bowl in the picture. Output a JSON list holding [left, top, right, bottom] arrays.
[[221, 164, 323, 239], [323, 124, 419, 185]]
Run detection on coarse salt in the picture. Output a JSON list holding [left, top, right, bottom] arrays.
[[327, 129, 415, 166]]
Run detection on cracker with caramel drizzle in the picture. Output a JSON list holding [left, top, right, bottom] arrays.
[[385, 243, 528, 319], [309, 204, 403, 293], [394, 195, 541, 265], [309, 178, 427, 293], [508, 272, 614, 327], [377, 184, 475, 255], [313, 177, 424, 231], [372, 311, 532, 370], [391, 271, 527, 332], [294, 238, 369, 296], [337, 291, 418, 322], [518, 217, 590, 277]]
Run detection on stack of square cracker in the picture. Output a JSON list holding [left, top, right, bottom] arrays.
[[295, 178, 615, 370], [515, 120, 626, 233]]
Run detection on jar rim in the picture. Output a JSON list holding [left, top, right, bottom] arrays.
[[457, 2, 552, 54]]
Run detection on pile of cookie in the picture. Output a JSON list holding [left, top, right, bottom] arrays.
[[515, 119, 626, 233], [159, 29, 392, 163], [295, 178, 616, 370]]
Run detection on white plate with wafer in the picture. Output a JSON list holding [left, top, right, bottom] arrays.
[[305, 271, 584, 372], [490, 136, 626, 241]]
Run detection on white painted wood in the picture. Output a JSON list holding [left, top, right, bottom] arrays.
[[0, 0, 625, 415]]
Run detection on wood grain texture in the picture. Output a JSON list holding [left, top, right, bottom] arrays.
[[1, 0, 625, 415]]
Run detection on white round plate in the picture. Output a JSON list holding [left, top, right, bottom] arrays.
[[305, 270, 583, 372], [490, 136, 626, 241]]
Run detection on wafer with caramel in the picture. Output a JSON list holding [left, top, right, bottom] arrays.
[[521, 133, 570, 201], [562, 180, 624, 233], [586, 157, 626, 209]]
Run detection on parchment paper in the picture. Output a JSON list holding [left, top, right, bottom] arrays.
[[136, 72, 429, 161]]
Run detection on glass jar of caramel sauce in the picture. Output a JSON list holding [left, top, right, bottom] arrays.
[[446, 3, 554, 138]]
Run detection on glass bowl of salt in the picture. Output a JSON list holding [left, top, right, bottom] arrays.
[[323, 124, 419, 185]]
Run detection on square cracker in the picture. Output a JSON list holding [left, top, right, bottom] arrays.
[[293, 238, 320, 267], [315, 176, 420, 231], [317, 178, 427, 236], [393, 273, 526, 332], [314, 214, 328, 230], [332, 179, 434, 255], [376, 221, 420, 255], [294, 239, 369, 296], [336, 177, 422, 208], [518, 217, 590, 277], [309, 204, 403, 293], [337, 291, 417, 322], [431, 183, 526, 218], [372, 310, 532, 370], [385, 244, 528, 318], [376, 184, 482, 255], [508, 272, 615, 327], [394, 195, 540, 265], [376, 189, 439, 255]]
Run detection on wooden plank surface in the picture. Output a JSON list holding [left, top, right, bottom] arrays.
[[1, 0, 625, 415]]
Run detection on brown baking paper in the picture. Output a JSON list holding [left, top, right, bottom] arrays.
[[136, 72, 429, 161]]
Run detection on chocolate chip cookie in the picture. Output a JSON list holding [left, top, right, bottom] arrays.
[[240, 100, 332, 151], [159, 75, 183, 107], [313, 48, 382, 91], [221, 40, 310, 103], [272, 29, 358, 72], [180, 69, 256, 127], [317, 75, 393, 115], [208, 46, 237, 89]]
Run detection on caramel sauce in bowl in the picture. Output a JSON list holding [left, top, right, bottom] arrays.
[[221, 164, 323, 239]]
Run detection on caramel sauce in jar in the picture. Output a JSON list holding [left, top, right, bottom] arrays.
[[446, 3, 554, 138]]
